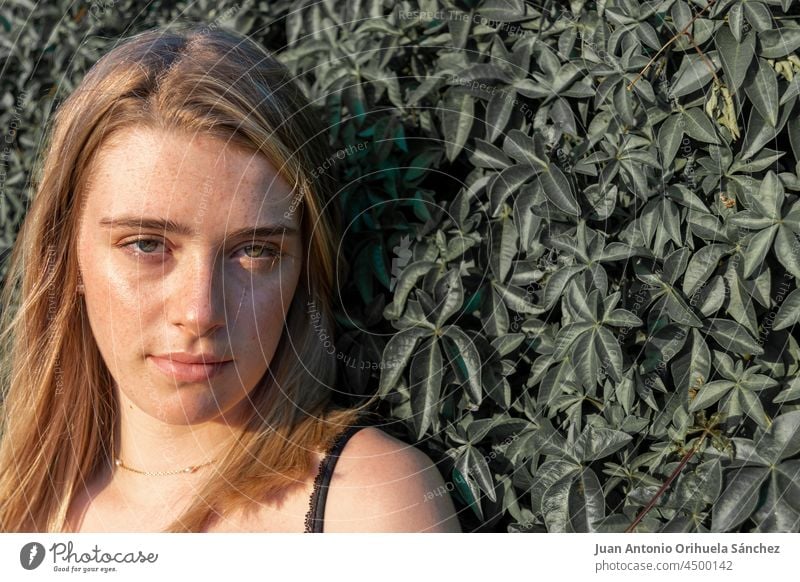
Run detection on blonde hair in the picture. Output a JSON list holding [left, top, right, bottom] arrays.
[[0, 24, 376, 532]]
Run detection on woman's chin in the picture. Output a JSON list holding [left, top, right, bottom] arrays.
[[138, 393, 242, 426]]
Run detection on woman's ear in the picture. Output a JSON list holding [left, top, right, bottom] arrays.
[[77, 272, 85, 294]]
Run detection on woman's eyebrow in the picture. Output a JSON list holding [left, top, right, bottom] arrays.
[[98, 216, 300, 238]]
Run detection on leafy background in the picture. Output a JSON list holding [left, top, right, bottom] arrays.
[[2, 0, 800, 532]]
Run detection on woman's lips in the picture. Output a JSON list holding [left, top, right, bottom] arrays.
[[148, 355, 231, 382]]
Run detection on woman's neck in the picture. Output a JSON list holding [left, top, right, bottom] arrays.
[[111, 384, 250, 480]]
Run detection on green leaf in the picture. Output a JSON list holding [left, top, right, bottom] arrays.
[[774, 376, 800, 404], [743, 1, 772, 32], [383, 261, 437, 320], [409, 337, 444, 439], [688, 380, 734, 412], [672, 329, 712, 394], [572, 332, 599, 389], [538, 163, 579, 216], [783, 200, 800, 231], [443, 326, 482, 404], [456, 446, 496, 503], [671, 1, 692, 32], [726, 2, 745, 40], [682, 107, 721, 144], [712, 467, 769, 532], [601, 242, 645, 262], [716, 27, 755, 94], [483, 286, 510, 336], [740, 94, 795, 161], [758, 411, 800, 462], [446, 11, 472, 50], [669, 52, 721, 99], [566, 281, 595, 321], [486, 88, 516, 143], [503, 130, 546, 167], [452, 467, 483, 520], [774, 461, 800, 514], [406, 75, 444, 107], [683, 243, 729, 296], [404, 149, 440, 182], [492, 280, 545, 315], [568, 468, 605, 532], [662, 246, 692, 287], [728, 210, 774, 230], [774, 226, 800, 279], [773, 288, 800, 330], [729, 148, 786, 173], [595, 327, 624, 383], [378, 327, 431, 397], [740, 389, 770, 430], [780, 76, 800, 106], [442, 90, 475, 162], [644, 325, 680, 380], [489, 216, 519, 282], [470, 138, 513, 169], [434, 269, 464, 326], [543, 267, 584, 310], [491, 333, 526, 357], [613, 82, 635, 127], [729, 436, 770, 466], [705, 318, 764, 356], [752, 470, 800, 532], [573, 426, 632, 463], [490, 165, 537, 217], [744, 58, 779, 128], [712, 350, 736, 379], [529, 457, 576, 511], [759, 27, 800, 58], [604, 308, 642, 327], [667, 183, 710, 213], [541, 474, 574, 532], [553, 322, 594, 360], [615, 372, 636, 414], [658, 114, 683, 169], [476, 0, 527, 22], [661, 290, 704, 328], [726, 272, 759, 337], [742, 224, 778, 278]]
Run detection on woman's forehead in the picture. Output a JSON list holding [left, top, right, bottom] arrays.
[[83, 126, 300, 223]]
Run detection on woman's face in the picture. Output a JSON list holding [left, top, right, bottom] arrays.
[[76, 127, 304, 425]]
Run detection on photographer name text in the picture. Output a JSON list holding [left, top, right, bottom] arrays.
[[594, 542, 779, 556]]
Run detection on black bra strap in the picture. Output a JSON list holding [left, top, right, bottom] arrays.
[[304, 424, 365, 533]]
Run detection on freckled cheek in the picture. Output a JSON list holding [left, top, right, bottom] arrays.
[[236, 280, 292, 347], [250, 282, 294, 329], [80, 246, 132, 304], [91, 260, 151, 315], [83, 297, 145, 372]]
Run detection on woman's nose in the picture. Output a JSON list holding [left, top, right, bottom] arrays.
[[171, 251, 227, 336]]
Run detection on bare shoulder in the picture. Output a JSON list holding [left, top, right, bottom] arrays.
[[322, 426, 462, 532]]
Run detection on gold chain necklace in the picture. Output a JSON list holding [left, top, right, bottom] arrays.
[[114, 457, 216, 476]]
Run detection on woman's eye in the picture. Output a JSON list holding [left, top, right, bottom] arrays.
[[120, 239, 280, 265], [241, 244, 280, 260], [123, 238, 164, 255]]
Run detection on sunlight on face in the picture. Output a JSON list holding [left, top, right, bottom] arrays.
[[76, 127, 304, 425]]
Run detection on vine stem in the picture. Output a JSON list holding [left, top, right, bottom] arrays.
[[624, 432, 708, 533], [627, 0, 717, 91], [689, 31, 722, 86]]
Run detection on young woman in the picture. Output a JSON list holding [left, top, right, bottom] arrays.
[[0, 24, 460, 533]]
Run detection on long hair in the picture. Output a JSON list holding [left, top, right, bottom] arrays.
[[0, 24, 375, 532]]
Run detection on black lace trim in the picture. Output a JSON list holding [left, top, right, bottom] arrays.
[[303, 425, 362, 533]]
